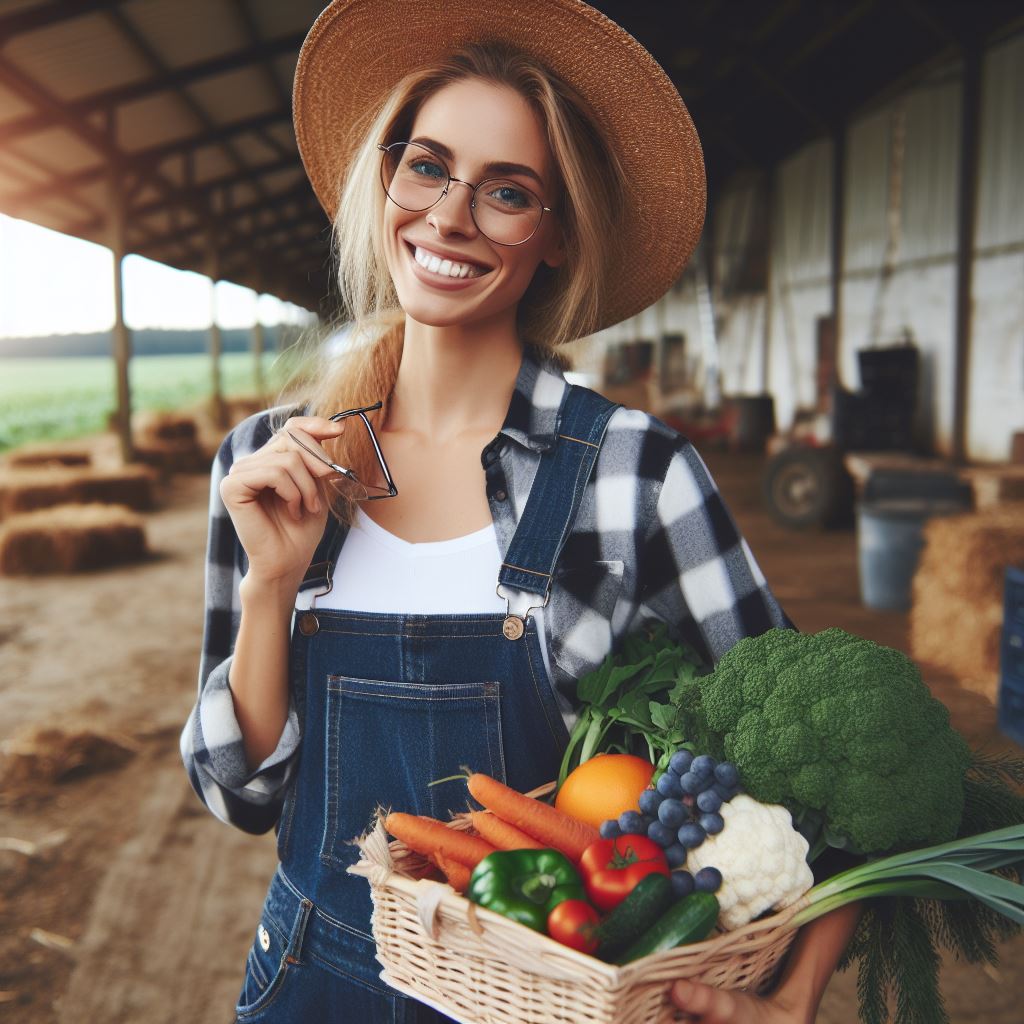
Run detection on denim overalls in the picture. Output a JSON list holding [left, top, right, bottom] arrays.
[[233, 385, 618, 1023]]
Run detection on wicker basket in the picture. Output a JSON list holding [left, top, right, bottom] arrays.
[[349, 785, 805, 1024]]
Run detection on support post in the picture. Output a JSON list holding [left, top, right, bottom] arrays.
[[108, 161, 133, 463], [829, 121, 846, 386], [952, 48, 982, 465], [206, 229, 225, 429], [761, 166, 774, 394]]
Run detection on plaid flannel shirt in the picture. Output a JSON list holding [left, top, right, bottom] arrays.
[[180, 346, 790, 833]]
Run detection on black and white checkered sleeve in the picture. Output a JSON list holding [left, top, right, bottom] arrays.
[[178, 413, 302, 835], [636, 435, 791, 664]]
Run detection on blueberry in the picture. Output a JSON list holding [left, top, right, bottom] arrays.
[[619, 810, 645, 834], [658, 798, 687, 829], [665, 842, 688, 868], [690, 754, 717, 778], [712, 782, 735, 801], [669, 750, 695, 775], [699, 812, 724, 835], [599, 819, 621, 839], [647, 820, 676, 847], [679, 771, 703, 795], [694, 867, 722, 893], [670, 870, 696, 898], [638, 788, 663, 816], [714, 762, 739, 788], [677, 822, 706, 849], [657, 772, 683, 799], [696, 790, 722, 814]]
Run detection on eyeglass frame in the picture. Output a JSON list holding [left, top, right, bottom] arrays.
[[285, 400, 398, 500], [376, 141, 554, 246]]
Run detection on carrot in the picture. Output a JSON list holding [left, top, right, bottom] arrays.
[[384, 812, 497, 868], [466, 773, 599, 862], [469, 811, 545, 851], [430, 852, 472, 893]]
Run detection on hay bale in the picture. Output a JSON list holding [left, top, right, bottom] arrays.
[[0, 464, 156, 517], [133, 438, 208, 475], [0, 725, 139, 798], [133, 409, 198, 442], [910, 509, 1024, 698], [5, 441, 92, 468], [0, 503, 148, 574]]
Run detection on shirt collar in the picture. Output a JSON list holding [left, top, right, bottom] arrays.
[[497, 345, 569, 454]]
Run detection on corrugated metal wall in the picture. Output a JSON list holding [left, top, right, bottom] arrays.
[[595, 30, 1023, 462]]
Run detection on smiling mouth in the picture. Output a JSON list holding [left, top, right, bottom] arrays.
[[406, 242, 491, 280]]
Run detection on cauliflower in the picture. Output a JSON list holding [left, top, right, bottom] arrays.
[[686, 794, 813, 930]]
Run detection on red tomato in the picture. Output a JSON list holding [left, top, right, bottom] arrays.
[[546, 899, 601, 955], [578, 835, 670, 911]]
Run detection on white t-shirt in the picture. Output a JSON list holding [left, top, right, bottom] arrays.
[[295, 506, 553, 681]]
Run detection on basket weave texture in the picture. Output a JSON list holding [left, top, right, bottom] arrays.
[[349, 786, 804, 1024]]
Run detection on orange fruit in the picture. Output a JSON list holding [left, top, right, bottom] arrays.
[[554, 753, 656, 830]]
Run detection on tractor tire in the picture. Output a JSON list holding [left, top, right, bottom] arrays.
[[762, 446, 853, 530]]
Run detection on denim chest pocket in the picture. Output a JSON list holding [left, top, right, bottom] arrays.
[[319, 676, 505, 871]]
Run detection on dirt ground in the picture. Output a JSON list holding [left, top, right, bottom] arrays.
[[0, 445, 1020, 1023]]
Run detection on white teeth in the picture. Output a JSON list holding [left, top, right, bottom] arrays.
[[413, 245, 483, 279]]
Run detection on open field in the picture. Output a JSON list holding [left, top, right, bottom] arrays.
[[0, 353, 294, 451]]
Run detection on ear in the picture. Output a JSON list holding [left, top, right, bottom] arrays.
[[541, 227, 567, 269]]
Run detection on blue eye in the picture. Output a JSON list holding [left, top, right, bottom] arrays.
[[484, 182, 531, 210], [408, 158, 446, 180]]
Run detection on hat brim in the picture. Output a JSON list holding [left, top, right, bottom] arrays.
[[293, 0, 706, 333]]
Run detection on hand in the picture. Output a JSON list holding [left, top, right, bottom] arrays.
[[670, 979, 809, 1024], [220, 416, 346, 587]]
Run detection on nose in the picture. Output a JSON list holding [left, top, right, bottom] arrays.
[[425, 180, 478, 239]]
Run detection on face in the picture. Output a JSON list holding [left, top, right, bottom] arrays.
[[381, 77, 565, 330]]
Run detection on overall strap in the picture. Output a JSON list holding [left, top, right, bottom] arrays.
[[297, 511, 347, 595], [498, 384, 620, 603]]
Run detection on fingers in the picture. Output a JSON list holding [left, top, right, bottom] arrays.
[[280, 415, 348, 442], [670, 980, 738, 1023], [227, 456, 320, 521]]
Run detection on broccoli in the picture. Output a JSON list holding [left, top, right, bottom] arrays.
[[674, 627, 972, 856]]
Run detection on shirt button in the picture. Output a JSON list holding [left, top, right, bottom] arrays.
[[493, 489, 507, 502]]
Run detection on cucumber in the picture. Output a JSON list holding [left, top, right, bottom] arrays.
[[613, 891, 719, 965], [595, 873, 673, 961]]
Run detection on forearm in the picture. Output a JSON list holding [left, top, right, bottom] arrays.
[[772, 903, 862, 1023], [230, 574, 300, 772]]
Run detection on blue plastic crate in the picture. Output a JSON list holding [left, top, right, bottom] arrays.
[[998, 566, 1024, 746]]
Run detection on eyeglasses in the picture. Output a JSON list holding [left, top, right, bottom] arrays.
[[286, 401, 397, 502], [378, 141, 553, 246]]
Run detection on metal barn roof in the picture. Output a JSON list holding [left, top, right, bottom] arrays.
[[0, 0, 1020, 316]]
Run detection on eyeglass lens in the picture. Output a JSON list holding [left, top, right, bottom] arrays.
[[324, 413, 392, 502], [380, 142, 544, 246]]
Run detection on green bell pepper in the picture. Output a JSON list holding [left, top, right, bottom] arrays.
[[467, 849, 587, 932]]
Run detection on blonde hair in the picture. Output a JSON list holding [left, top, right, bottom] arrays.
[[281, 41, 625, 523]]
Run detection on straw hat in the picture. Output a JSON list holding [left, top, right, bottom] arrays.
[[292, 0, 706, 333]]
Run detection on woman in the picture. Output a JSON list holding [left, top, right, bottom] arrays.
[[180, 2, 858, 1021]]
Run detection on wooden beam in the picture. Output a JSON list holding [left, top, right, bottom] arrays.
[[0, 34, 303, 146], [0, 0, 124, 42]]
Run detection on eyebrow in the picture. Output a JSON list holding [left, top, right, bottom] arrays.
[[409, 136, 546, 191]]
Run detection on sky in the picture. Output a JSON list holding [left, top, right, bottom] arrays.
[[0, 213, 315, 338]]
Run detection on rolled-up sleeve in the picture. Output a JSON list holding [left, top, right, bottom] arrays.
[[637, 439, 792, 663], [179, 414, 302, 835]]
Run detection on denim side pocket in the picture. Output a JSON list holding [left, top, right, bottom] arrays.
[[235, 917, 290, 1018]]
